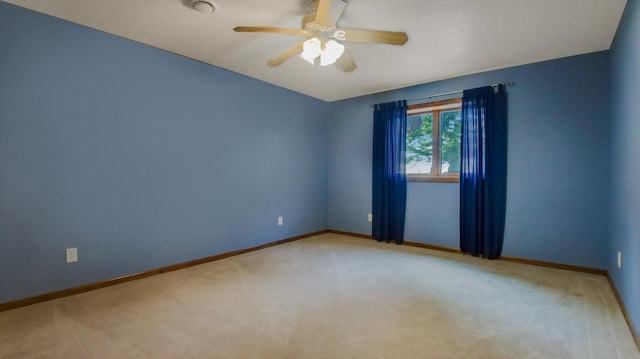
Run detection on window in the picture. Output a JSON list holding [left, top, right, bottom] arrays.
[[406, 98, 462, 182]]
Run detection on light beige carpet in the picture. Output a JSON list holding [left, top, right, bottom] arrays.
[[1, 233, 638, 358]]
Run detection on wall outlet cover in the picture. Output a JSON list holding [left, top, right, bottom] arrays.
[[617, 251, 622, 268], [66, 247, 78, 263]]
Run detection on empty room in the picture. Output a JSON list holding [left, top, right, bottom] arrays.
[[1, 0, 639, 357]]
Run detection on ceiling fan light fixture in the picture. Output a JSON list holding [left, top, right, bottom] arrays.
[[192, 0, 215, 13], [301, 37, 345, 67]]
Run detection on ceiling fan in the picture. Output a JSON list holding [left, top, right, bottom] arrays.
[[233, 0, 409, 72]]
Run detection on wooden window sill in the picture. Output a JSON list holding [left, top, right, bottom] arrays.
[[408, 175, 460, 183]]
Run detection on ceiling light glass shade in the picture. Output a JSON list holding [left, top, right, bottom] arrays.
[[301, 38, 322, 64], [320, 40, 345, 66]]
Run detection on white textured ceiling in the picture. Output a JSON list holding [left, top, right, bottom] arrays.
[[2, 0, 627, 101]]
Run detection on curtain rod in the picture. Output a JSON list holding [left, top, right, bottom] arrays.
[[371, 81, 515, 107], [406, 81, 515, 103]]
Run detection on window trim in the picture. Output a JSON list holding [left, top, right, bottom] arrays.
[[406, 98, 462, 183]]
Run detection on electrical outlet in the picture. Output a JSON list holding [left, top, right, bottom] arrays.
[[66, 247, 78, 263], [617, 251, 622, 268], [368, 213, 373, 222], [278, 216, 283, 226]]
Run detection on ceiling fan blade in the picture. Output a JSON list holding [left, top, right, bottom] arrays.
[[314, 0, 347, 28], [267, 40, 306, 67], [338, 28, 408, 45], [234, 26, 309, 36], [336, 51, 357, 72]]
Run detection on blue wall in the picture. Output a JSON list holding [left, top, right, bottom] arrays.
[[0, 2, 328, 303], [328, 52, 611, 269], [609, 0, 640, 339]]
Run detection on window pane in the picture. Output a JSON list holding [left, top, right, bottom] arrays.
[[406, 113, 433, 174], [440, 110, 462, 174]]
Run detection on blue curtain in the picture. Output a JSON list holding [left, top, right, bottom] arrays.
[[460, 85, 508, 259], [372, 100, 407, 244]]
